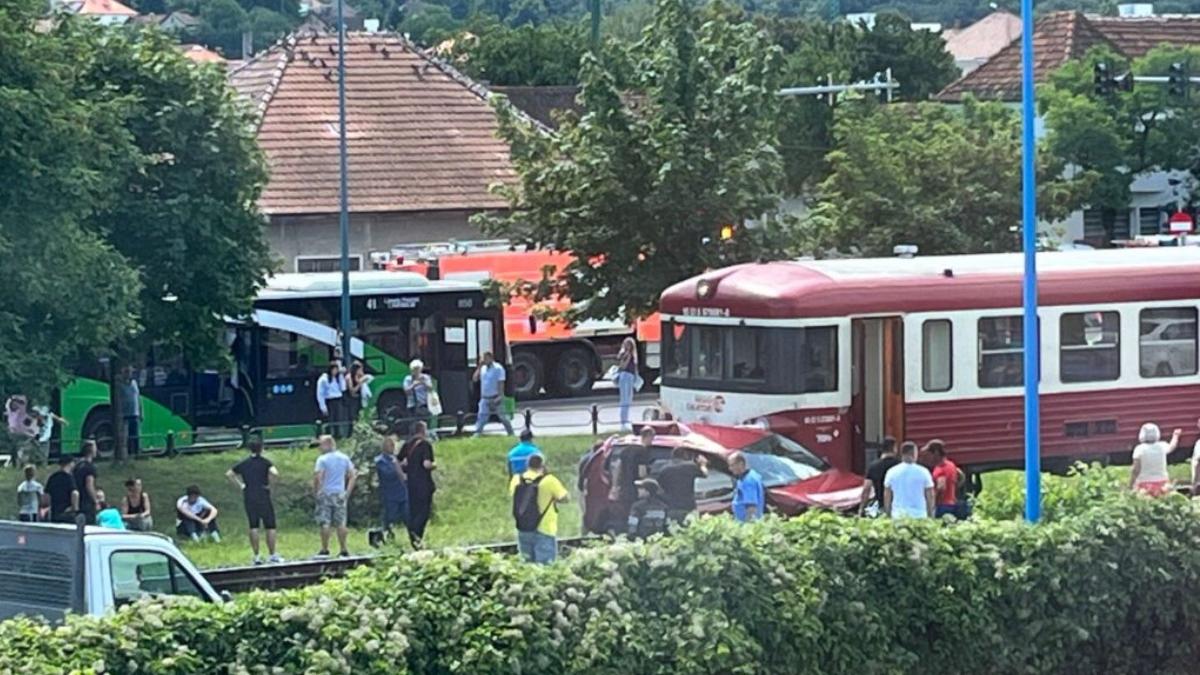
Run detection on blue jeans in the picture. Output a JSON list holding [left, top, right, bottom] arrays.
[[516, 530, 557, 564], [616, 372, 636, 427], [475, 395, 514, 435], [381, 495, 408, 530]]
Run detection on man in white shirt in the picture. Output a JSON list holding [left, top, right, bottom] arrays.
[[473, 352, 514, 436], [313, 435, 357, 557], [883, 442, 935, 520], [176, 485, 221, 542]]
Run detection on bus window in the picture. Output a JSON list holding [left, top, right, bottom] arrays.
[[922, 320, 952, 392], [665, 323, 691, 378], [796, 326, 838, 393], [1140, 307, 1198, 378], [263, 330, 329, 380], [691, 326, 724, 380], [978, 317, 1023, 388], [1060, 311, 1119, 383], [359, 318, 409, 365], [408, 317, 436, 368], [729, 327, 767, 382]]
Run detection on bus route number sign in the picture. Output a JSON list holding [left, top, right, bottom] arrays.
[[366, 297, 419, 310]]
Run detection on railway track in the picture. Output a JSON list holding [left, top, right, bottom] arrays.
[[204, 536, 598, 594]]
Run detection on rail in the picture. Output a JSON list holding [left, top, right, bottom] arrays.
[[204, 535, 599, 594]]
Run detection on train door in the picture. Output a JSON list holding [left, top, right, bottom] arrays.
[[851, 317, 905, 473]]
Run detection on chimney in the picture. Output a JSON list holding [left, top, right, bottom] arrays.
[[364, 18, 380, 32], [241, 30, 253, 59]]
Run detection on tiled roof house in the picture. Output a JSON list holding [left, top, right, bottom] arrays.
[[229, 31, 520, 272], [937, 12, 1200, 102], [943, 11, 1023, 74]]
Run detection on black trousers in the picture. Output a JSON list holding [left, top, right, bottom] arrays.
[[407, 490, 433, 548]]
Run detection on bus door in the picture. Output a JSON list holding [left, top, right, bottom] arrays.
[[851, 317, 905, 473], [435, 316, 496, 417], [252, 327, 327, 428], [191, 327, 249, 428]]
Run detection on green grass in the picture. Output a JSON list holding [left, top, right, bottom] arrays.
[[4, 435, 595, 569]]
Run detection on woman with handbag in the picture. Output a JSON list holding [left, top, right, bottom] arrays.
[[616, 337, 641, 433], [403, 360, 434, 435]]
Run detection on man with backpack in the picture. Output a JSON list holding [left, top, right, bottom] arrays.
[[510, 453, 569, 564]]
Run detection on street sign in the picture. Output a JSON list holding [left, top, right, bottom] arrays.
[[1169, 211, 1194, 234]]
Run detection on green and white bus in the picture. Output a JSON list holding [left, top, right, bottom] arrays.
[[59, 272, 506, 453]]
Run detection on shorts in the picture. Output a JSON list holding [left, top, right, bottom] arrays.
[[1135, 479, 1172, 497], [315, 492, 348, 527], [245, 495, 277, 530]]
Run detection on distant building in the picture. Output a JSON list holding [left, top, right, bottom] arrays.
[[160, 11, 201, 33], [229, 31, 524, 272], [179, 44, 225, 64], [943, 11, 1022, 75], [61, 0, 137, 26]]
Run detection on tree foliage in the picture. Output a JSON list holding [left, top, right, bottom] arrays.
[[449, 21, 589, 86], [478, 0, 786, 321], [0, 0, 141, 400], [802, 99, 1083, 256]]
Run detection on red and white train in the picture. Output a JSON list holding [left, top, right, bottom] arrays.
[[658, 248, 1200, 477]]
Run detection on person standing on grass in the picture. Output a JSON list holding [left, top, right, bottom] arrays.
[[46, 456, 78, 523], [859, 436, 898, 517], [729, 452, 765, 523], [616, 337, 639, 432], [313, 434, 356, 558], [1131, 423, 1179, 497], [227, 440, 283, 564], [926, 440, 963, 519], [316, 361, 348, 439], [507, 429, 540, 475], [473, 352, 513, 436], [73, 440, 99, 525], [404, 422, 437, 549], [374, 436, 409, 541], [510, 453, 569, 564], [884, 442, 934, 520], [120, 478, 153, 531], [16, 466, 43, 523], [117, 367, 142, 455], [175, 485, 220, 542]]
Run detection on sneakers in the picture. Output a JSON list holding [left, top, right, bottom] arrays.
[[209, 532, 221, 544], [252, 555, 264, 566], [268, 554, 285, 564], [315, 550, 331, 559], [337, 550, 350, 558]]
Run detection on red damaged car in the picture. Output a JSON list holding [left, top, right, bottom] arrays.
[[579, 421, 865, 534]]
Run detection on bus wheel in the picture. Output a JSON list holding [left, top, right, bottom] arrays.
[[511, 352, 544, 400], [550, 348, 595, 398], [81, 408, 115, 457]]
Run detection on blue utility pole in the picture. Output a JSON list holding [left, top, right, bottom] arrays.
[[337, 0, 352, 366], [1020, 0, 1041, 522]]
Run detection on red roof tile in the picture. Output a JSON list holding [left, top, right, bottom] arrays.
[[228, 32, 519, 216], [944, 11, 1023, 63], [937, 12, 1200, 103], [69, 0, 137, 15]]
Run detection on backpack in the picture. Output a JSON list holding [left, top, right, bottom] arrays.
[[513, 474, 552, 532]]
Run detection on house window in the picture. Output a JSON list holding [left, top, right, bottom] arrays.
[[1137, 208, 1162, 236], [1059, 311, 1119, 383], [1140, 307, 1198, 378], [922, 320, 952, 392], [296, 256, 363, 273], [1082, 208, 1130, 243]]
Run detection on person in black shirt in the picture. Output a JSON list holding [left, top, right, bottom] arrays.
[[860, 436, 899, 517], [627, 479, 671, 538], [651, 447, 709, 522], [605, 428, 656, 532], [404, 421, 437, 550], [46, 456, 79, 523], [72, 441, 99, 525], [226, 440, 281, 565]]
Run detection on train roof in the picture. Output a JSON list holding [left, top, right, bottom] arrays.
[[258, 271, 481, 299], [660, 248, 1200, 319]]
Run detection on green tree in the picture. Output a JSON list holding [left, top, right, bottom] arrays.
[[1041, 45, 1200, 241], [398, 2, 461, 45], [450, 22, 588, 86], [197, 0, 249, 57], [478, 0, 787, 321], [71, 27, 273, 456], [248, 7, 296, 53], [803, 99, 1082, 256], [0, 0, 141, 401]]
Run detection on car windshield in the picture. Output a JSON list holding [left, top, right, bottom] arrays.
[[743, 452, 823, 488], [737, 433, 829, 471]]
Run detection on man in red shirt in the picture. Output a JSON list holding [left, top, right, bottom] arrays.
[[926, 440, 964, 519]]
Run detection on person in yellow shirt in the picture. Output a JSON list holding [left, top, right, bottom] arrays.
[[509, 453, 569, 564]]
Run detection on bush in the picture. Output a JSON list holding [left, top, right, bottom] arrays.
[[973, 462, 1125, 522], [2, 494, 1200, 673]]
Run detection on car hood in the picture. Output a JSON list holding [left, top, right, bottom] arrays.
[[767, 469, 863, 512]]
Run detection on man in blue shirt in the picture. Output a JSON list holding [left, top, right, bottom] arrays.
[[729, 452, 765, 522], [473, 352, 514, 436], [507, 429, 540, 474], [374, 437, 408, 539]]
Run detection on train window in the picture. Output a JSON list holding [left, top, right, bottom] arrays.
[[1060, 311, 1120, 383], [978, 317, 1023, 388], [797, 326, 838, 393], [691, 326, 724, 380], [1139, 307, 1198, 378], [729, 327, 767, 382], [922, 320, 952, 392], [665, 323, 691, 378]]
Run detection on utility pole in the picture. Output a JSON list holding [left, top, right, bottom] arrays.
[[589, 0, 600, 53], [336, 0, 352, 366], [776, 69, 899, 102]]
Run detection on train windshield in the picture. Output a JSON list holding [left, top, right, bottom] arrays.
[[663, 322, 838, 394]]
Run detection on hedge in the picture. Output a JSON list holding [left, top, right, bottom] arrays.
[[2, 494, 1200, 674]]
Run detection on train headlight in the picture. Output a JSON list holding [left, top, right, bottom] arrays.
[[696, 279, 714, 300]]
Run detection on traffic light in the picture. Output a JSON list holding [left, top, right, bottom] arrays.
[[1168, 62, 1188, 98], [1094, 62, 1112, 97], [719, 224, 736, 241]]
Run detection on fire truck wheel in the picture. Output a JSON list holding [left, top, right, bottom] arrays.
[[550, 348, 595, 398], [511, 352, 544, 400]]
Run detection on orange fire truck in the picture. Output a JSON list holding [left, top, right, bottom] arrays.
[[375, 241, 661, 399]]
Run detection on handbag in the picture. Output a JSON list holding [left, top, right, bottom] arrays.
[[634, 374, 645, 392], [427, 391, 443, 417], [604, 365, 620, 381]]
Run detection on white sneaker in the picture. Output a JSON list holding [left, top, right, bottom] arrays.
[[268, 554, 285, 564], [252, 556, 264, 566], [209, 532, 221, 544]]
